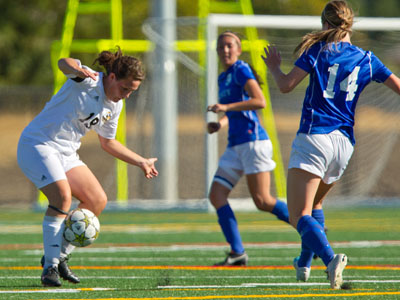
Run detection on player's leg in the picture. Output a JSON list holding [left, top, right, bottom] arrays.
[[40, 180, 72, 287], [242, 140, 289, 223], [67, 165, 107, 216], [246, 171, 289, 223], [17, 141, 73, 287], [209, 147, 247, 266], [209, 181, 248, 266], [295, 180, 335, 280], [56, 165, 107, 283]]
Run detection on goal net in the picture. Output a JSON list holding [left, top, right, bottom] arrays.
[[140, 14, 400, 209]]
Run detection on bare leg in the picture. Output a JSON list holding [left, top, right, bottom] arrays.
[[246, 172, 276, 212]]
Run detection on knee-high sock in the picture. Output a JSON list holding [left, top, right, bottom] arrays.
[[217, 204, 244, 254], [42, 215, 65, 269], [61, 238, 76, 259], [271, 199, 289, 223], [297, 215, 334, 266], [297, 209, 325, 267]]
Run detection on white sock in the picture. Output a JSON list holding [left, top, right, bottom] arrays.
[[42, 215, 65, 269], [61, 238, 76, 259]]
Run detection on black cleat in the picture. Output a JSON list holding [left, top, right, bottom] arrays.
[[41, 255, 80, 284], [214, 252, 248, 266], [41, 266, 62, 287], [58, 256, 80, 284]]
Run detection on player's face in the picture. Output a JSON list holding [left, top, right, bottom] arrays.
[[105, 74, 141, 102], [217, 36, 242, 69]]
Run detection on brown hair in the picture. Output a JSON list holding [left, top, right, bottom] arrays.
[[294, 1, 354, 57], [93, 46, 145, 81], [217, 31, 263, 85]]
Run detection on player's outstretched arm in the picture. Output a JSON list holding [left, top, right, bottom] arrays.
[[261, 45, 308, 93], [98, 135, 158, 179], [58, 58, 98, 80], [384, 73, 400, 95]]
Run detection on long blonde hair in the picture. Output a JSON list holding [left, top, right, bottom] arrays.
[[294, 1, 354, 57]]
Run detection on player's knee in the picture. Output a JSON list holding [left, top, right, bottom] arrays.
[[94, 191, 107, 215], [252, 194, 275, 212], [208, 185, 229, 210], [83, 191, 107, 216]]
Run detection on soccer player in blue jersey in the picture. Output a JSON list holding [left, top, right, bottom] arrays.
[[207, 31, 290, 266], [262, 0, 400, 289]]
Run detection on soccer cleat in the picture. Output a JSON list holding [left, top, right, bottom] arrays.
[[41, 255, 80, 284], [326, 254, 348, 289], [293, 256, 311, 282], [214, 252, 248, 266], [58, 256, 80, 284], [41, 266, 62, 287]]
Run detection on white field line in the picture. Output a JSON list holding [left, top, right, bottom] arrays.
[[22, 240, 400, 255], [6, 256, 400, 263], [1, 275, 400, 280], [158, 279, 400, 289], [0, 287, 114, 294]]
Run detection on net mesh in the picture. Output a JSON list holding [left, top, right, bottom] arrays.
[[2, 16, 400, 207]]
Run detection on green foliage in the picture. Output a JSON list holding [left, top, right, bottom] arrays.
[[1, 0, 400, 86]]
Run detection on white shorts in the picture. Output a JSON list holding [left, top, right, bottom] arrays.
[[213, 140, 276, 190], [17, 137, 85, 189], [288, 130, 354, 184]]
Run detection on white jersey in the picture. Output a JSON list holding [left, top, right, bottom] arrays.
[[20, 61, 122, 155]]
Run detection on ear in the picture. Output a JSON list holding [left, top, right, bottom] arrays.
[[108, 72, 116, 81]]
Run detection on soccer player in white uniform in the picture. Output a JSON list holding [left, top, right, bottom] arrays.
[[207, 31, 290, 266], [17, 47, 158, 286], [262, 0, 400, 289]]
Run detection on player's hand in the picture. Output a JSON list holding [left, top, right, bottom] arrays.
[[76, 68, 98, 81], [261, 45, 281, 70], [207, 104, 227, 113], [139, 158, 159, 179], [207, 122, 221, 134]]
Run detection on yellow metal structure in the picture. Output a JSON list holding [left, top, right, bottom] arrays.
[[198, 0, 287, 199]]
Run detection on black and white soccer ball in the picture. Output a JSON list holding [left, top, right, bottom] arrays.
[[63, 208, 100, 247]]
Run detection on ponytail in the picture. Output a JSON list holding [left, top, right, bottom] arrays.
[[93, 46, 145, 81], [294, 0, 354, 57]]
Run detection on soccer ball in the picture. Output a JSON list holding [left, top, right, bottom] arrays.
[[63, 208, 100, 247]]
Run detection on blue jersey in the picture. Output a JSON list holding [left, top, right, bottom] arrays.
[[218, 60, 269, 147], [295, 42, 392, 145]]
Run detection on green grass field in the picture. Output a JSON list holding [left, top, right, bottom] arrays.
[[0, 206, 400, 300]]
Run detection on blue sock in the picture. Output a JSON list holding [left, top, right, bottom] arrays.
[[297, 215, 334, 266], [217, 204, 244, 254], [271, 199, 290, 223], [298, 209, 325, 267]]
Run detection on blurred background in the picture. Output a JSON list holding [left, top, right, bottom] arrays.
[[1, 0, 400, 210]]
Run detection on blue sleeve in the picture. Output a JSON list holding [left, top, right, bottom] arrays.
[[294, 43, 323, 73], [234, 62, 256, 87], [370, 52, 392, 83]]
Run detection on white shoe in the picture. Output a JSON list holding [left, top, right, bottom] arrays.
[[326, 254, 347, 289], [293, 256, 310, 282]]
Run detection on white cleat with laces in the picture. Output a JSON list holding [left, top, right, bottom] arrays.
[[326, 254, 348, 289]]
